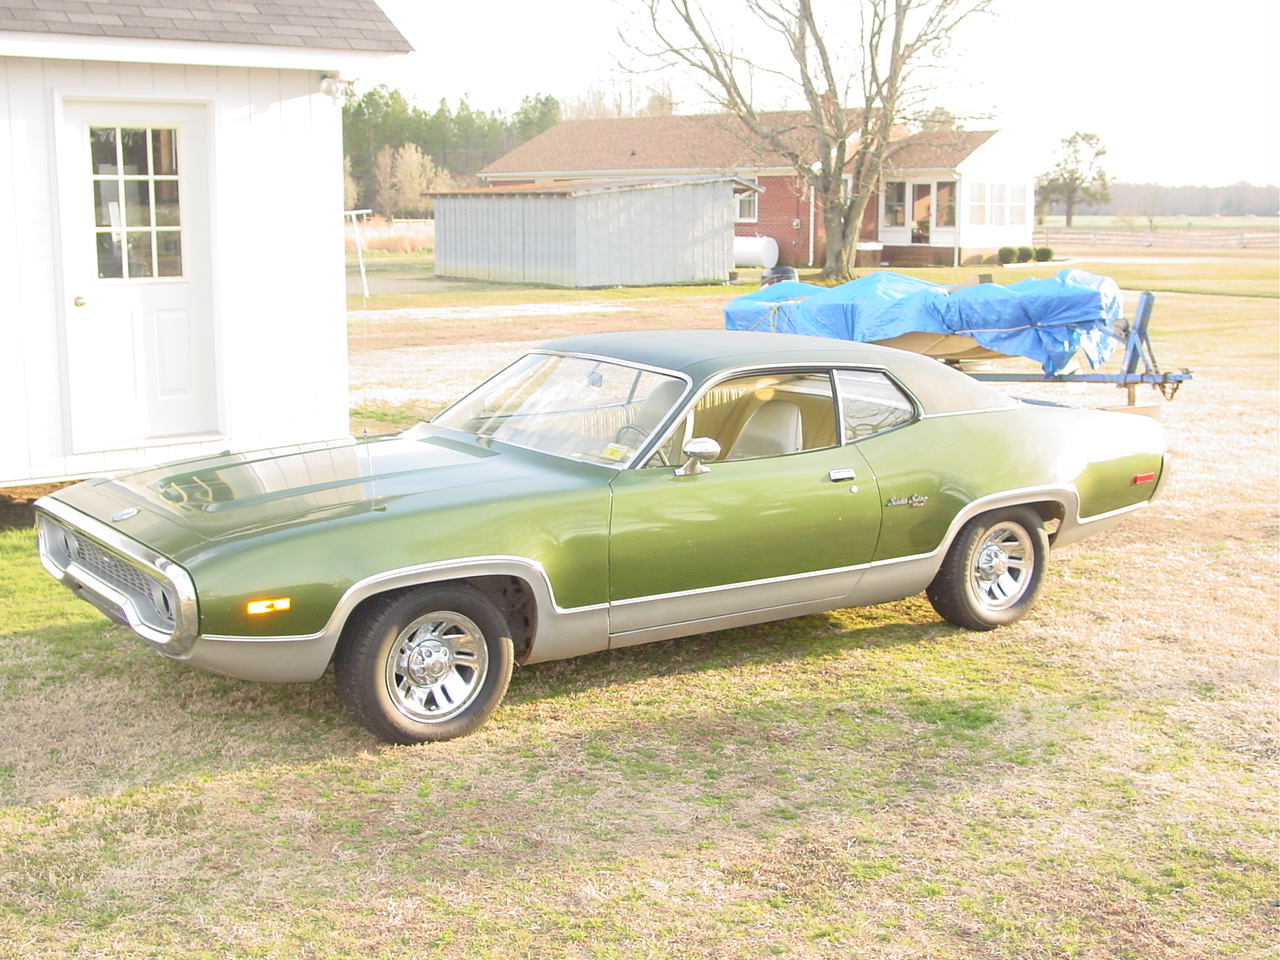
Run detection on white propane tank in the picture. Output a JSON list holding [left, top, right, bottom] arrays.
[[734, 235, 779, 269]]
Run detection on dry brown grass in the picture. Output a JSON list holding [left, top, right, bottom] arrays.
[[1, 275, 1276, 958]]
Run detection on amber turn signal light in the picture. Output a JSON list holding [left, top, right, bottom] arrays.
[[246, 598, 291, 615]]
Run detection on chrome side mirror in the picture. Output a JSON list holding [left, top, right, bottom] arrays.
[[674, 437, 721, 476]]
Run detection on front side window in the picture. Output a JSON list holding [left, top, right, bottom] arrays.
[[836, 370, 914, 440], [646, 371, 840, 466], [90, 126, 182, 280], [434, 354, 686, 467]]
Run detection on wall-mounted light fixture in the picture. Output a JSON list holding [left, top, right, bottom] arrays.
[[320, 73, 354, 98]]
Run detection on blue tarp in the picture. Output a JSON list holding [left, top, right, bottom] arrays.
[[724, 269, 1122, 375], [721, 280, 826, 333]]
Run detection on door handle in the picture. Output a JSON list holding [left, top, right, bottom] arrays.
[[828, 468, 856, 482], [73, 297, 87, 307]]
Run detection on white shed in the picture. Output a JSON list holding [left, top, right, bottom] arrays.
[[0, 1, 409, 485], [434, 178, 756, 288]]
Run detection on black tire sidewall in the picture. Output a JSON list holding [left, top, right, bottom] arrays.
[[928, 507, 1048, 631], [336, 585, 515, 744]]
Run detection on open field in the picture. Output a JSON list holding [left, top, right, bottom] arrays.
[[1040, 214, 1279, 233], [1, 257, 1276, 958]]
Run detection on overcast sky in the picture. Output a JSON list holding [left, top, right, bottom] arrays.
[[359, 0, 1278, 187]]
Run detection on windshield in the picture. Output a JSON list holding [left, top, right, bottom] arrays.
[[434, 353, 687, 467]]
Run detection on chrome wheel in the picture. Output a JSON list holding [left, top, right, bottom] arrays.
[[386, 611, 489, 723], [927, 506, 1049, 631], [335, 585, 514, 744], [969, 521, 1035, 612]]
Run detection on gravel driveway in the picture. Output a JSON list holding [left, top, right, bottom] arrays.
[[347, 301, 640, 409]]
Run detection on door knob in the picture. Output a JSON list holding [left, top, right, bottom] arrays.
[[73, 297, 86, 307]]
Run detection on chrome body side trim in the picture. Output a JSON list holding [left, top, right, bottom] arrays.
[[36, 473, 1159, 683], [197, 556, 611, 680], [609, 564, 863, 640], [1051, 500, 1150, 549]]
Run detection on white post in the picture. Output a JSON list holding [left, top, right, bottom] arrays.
[[344, 209, 372, 303]]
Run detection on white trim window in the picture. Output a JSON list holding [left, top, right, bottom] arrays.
[[883, 180, 906, 227], [736, 177, 759, 222], [884, 179, 956, 244], [969, 183, 1029, 227]]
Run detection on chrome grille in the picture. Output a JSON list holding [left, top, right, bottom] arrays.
[[42, 517, 176, 631]]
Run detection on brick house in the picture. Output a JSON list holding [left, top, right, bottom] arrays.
[[479, 113, 1035, 269]]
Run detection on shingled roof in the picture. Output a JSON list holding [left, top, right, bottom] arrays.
[[884, 129, 997, 171], [482, 113, 996, 180], [0, 0, 410, 52], [481, 113, 844, 178]]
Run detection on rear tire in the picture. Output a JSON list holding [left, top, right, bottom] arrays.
[[927, 507, 1048, 631], [335, 585, 514, 744]]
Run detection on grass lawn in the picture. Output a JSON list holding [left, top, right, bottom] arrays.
[[3, 257, 1277, 958]]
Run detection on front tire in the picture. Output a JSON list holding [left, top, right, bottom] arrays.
[[335, 585, 514, 744], [926, 507, 1048, 631]]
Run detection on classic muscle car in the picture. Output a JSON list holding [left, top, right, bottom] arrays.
[[36, 330, 1169, 743]]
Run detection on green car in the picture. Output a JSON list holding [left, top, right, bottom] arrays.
[[36, 330, 1169, 743]]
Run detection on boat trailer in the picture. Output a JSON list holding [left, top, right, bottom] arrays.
[[961, 291, 1193, 405]]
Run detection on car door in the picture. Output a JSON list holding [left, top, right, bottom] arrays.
[[606, 368, 883, 645]]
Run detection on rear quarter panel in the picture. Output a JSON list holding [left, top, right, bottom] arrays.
[[854, 402, 1165, 561]]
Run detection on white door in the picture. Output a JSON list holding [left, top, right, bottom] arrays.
[[59, 100, 219, 453]]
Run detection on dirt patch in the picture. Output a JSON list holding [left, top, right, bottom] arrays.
[[347, 294, 727, 355], [0, 484, 69, 532]]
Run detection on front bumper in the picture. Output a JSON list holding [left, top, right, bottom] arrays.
[[36, 498, 199, 656], [36, 497, 336, 683]]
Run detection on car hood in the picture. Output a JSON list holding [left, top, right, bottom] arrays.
[[49, 425, 600, 556]]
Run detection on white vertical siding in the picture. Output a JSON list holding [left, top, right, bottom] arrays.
[[438, 180, 735, 289], [0, 55, 348, 486]]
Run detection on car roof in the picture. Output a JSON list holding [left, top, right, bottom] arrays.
[[537, 329, 1016, 416]]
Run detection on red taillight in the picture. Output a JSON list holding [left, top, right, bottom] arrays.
[[1133, 472, 1156, 485]]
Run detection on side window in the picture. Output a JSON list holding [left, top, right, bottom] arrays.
[[646, 371, 839, 465], [835, 370, 914, 441]]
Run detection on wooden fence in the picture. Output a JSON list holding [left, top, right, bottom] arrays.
[[1034, 227, 1278, 250]]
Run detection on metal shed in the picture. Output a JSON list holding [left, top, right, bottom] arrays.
[[434, 177, 756, 287]]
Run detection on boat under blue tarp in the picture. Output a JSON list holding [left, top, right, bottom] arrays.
[[724, 269, 1123, 375]]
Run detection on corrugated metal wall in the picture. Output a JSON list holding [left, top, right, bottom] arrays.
[[436, 180, 735, 287]]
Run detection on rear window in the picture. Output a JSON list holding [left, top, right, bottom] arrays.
[[894, 362, 1017, 415]]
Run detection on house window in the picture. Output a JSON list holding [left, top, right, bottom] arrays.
[[911, 183, 932, 244], [990, 184, 1007, 226], [1009, 184, 1027, 226], [969, 183, 1028, 228], [936, 181, 956, 227], [736, 178, 758, 222], [90, 126, 183, 280], [970, 183, 987, 225], [883, 181, 906, 227]]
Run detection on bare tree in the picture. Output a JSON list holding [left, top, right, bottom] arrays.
[[1037, 132, 1110, 227], [561, 81, 679, 120], [630, 0, 991, 277]]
